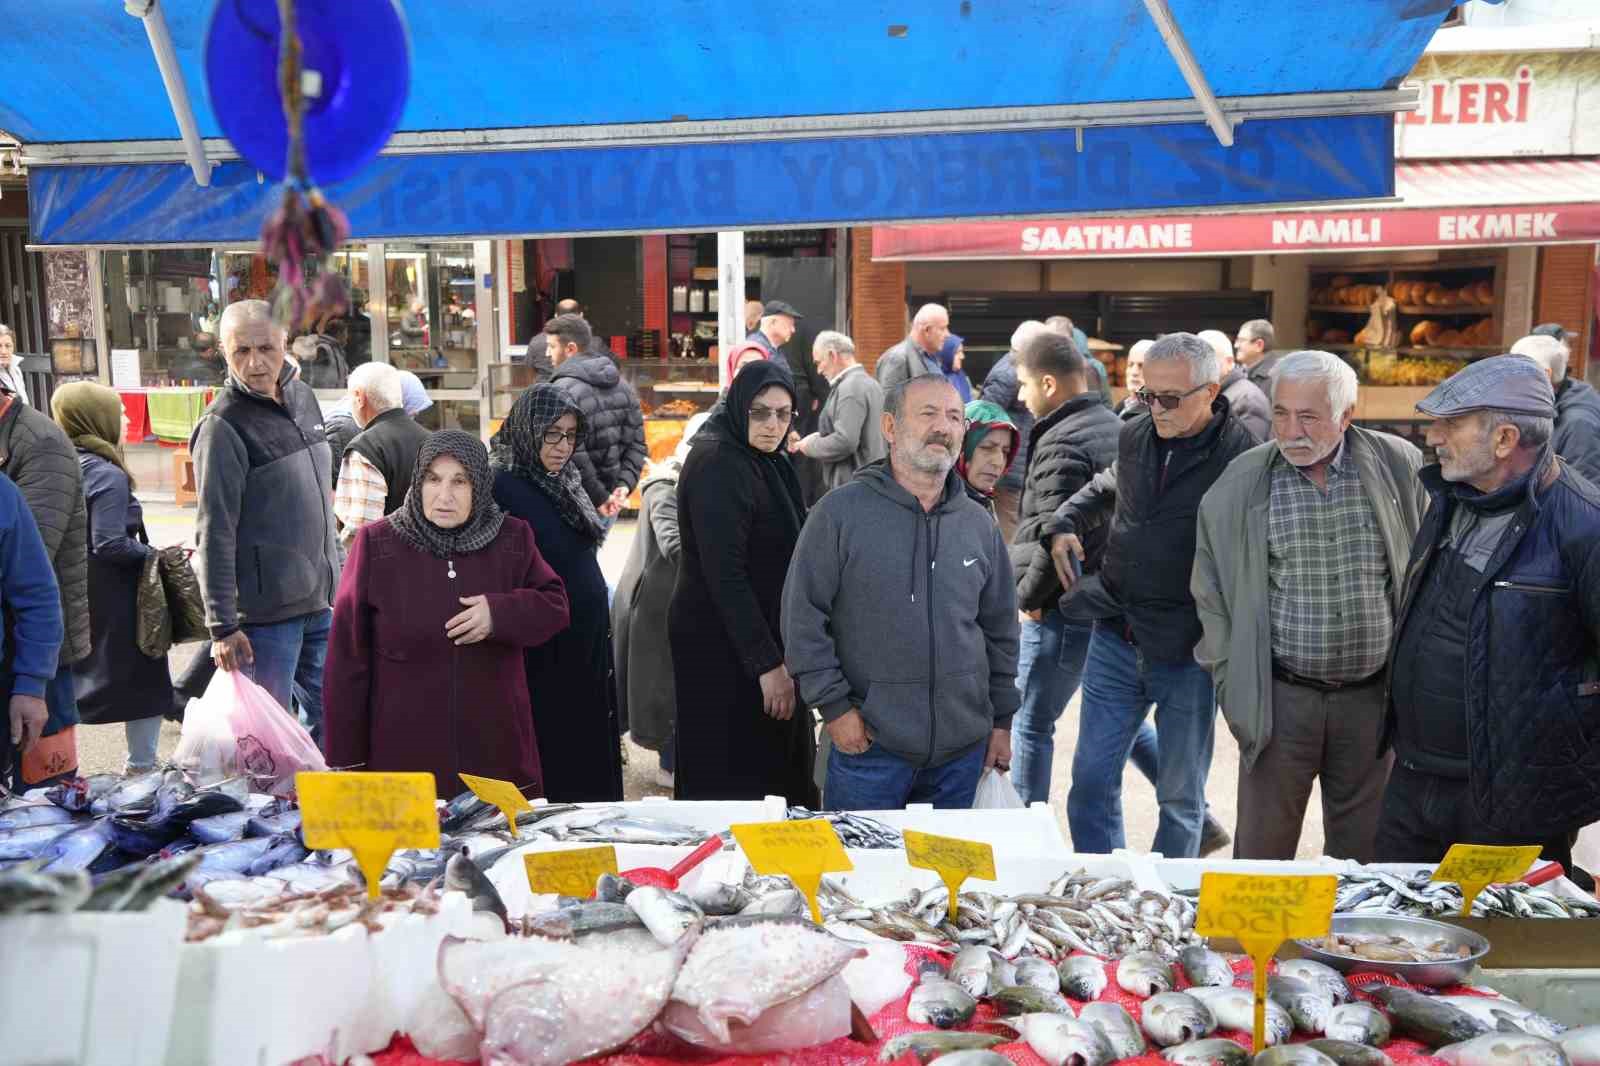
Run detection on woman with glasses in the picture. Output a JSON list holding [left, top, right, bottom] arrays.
[[669, 360, 816, 803], [491, 384, 625, 801]]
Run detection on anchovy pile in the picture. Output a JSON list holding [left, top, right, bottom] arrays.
[[823, 868, 1202, 961], [1335, 869, 1600, 919], [788, 806, 903, 849]]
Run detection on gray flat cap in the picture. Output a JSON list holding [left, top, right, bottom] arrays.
[[1416, 354, 1556, 419]]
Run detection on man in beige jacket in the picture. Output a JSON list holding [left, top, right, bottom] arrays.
[[1192, 351, 1426, 861]]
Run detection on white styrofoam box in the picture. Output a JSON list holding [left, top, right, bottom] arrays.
[[847, 803, 1071, 862], [525, 795, 787, 834], [165, 891, 480, 1065], [1, 899, 187, 1066], [1473, 969, 1600, 1027]]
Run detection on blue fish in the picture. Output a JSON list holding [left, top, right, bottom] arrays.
[[0, 804, 78, 831], [190, 811, 252, 845], [39, 819, 115, 873]]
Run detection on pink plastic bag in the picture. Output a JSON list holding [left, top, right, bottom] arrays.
[[174, 669, 326, 796]]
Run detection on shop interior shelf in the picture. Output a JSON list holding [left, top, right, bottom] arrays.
[[1318, 343, 1501, 358], [1308, 303, 1493, 315]]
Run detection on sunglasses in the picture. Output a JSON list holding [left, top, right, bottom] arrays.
[[748, 405, 794, 424], [1134, 383, 1209, 411]]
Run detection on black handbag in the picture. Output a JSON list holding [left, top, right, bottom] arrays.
[[158, 546, 208, 644]]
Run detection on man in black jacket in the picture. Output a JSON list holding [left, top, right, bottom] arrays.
[[1512, 330, 1600, 486], [546, 313, 647, 518], [1007, 332, 1121, 806], [1045, 333, 1256, 856], [1378, 356, 1600, 885]]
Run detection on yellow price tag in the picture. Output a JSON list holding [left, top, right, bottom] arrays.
[[458, 772, 534, 837], [1431, 843, 1541, 917], [1196, 873, 1337, 1053], [903, 829, 995, 921], [296, 771, 440, 899], [523, 846, 619, 898], [731, 819, 853, 923]]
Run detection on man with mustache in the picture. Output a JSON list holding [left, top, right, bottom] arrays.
[[1192, 351, 1425, 860], [783, 374, 1020, 810]]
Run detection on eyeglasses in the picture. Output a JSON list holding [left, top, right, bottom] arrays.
[[748, 405, 794, 424], [542, 429, 580, 445], [1134, 383, 1209, 411]]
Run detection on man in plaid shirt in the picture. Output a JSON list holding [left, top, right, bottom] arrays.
[[334, 363, 430, 548], [1193, 351, 1427, 861]]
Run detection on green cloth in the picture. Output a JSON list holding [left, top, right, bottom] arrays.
[[148, 389, 210, 443]]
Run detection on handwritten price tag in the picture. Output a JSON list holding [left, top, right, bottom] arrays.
[[296, 771, 439, 899], [458, 772, 533, 837], [903, 829, 995, 921], [1431, 843, 1541, 917], [1196, 873, 1336, 1053], [731, 819, 852, 923], [524, 846, 619, 898]]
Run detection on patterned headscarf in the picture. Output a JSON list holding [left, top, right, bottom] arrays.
[[490, 384, 607, 543], [387, 430, 506, 559]]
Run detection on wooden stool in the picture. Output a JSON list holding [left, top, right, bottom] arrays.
[[173, 446, 197, 507]]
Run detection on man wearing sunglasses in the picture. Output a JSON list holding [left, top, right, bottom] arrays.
[[1042, 333, 1256, 857]]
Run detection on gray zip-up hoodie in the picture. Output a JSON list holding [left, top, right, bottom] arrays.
[[191, 368, 340, 638], [782, 459, 1020, 767]]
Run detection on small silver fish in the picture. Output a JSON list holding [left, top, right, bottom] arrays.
[[625, 885, 703, 946], [1434, 997, 1567, 1042], [998, 1014, 1117, 1066], [1277, 958, 1352, 1004], [1179, 945, 1236, 988], [908, 976, 978, 1029], [1013, 955, 1062, 993], [878, 1032, 1006, 1063], [1188, 986, 1293, 1046], [1116, 950, 1175, 998], [1268, 975, 1334, 1034], [1144, 991, 1220, 1047], [1163, 1038, 1254, 1066], [1081, 1001, 1149, 1060], [1324, 1004, 1392, 1047], [1436, 1033, 1571, 1066], [1254, 1047, 1340, 1066], [1058, 954, 1109, 1002], [1306, 1039, 1397, 1066], [950, 944, 994, 998]]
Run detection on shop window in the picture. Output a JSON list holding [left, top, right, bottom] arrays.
[[384, 243, 478, 392], [415, 399, 480, 437]]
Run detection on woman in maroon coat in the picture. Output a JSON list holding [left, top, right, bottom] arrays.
[[323, 430, 570, 795]]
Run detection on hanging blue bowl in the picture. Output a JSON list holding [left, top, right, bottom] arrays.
[[205, 0, 410, 185]]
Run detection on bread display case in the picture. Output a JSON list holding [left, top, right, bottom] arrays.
[[621, 358, 722, 509]]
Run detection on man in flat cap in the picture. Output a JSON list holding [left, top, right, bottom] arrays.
[[1377, 356, 1600, 885]]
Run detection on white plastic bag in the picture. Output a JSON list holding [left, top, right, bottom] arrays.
[[973, 768, 1025, 809], [173, 668, 327, 794]]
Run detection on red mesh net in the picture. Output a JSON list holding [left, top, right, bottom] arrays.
[[356, 946, 1501, 1066]]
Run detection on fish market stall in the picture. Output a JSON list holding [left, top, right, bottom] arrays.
[[5, 775, 1600, 1066]]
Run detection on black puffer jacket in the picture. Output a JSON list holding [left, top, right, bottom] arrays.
[[979, 352, 1034, 494], [1383, 455, 1600, 838], [1554, 378, 1600, 487], [1044, 396, 1256, 663], [1011, 394, 1120, 613], [0, 396, 91, 665], [324, 410, 359, 490], [552, 353, 647, 506]]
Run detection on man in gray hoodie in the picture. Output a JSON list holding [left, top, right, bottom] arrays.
[[783, 374, 1021, 810]]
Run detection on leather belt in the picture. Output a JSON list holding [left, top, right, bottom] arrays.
[[1271, 662, 1384, 693]]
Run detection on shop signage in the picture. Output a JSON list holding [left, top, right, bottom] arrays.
[[297, 771, 440, 900], [1395, 51, 1600, 159], [523, 846, 620, 898], [457, 772, 533, 837], [903, 829, 996, 921], [875, 201, 1600, 260], [27, 113, 1393, 245], [730, 819, 852, 924], [1431, 843, 1541, 917]]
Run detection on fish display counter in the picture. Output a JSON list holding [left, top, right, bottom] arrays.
[[4, 776, 1600, 1066]]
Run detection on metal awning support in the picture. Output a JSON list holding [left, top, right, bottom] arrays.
[[1142, 0, 1235, 147], [123, 0, 213, 186]]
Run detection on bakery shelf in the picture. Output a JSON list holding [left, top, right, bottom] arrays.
[[1395, 305, 1494, 315]]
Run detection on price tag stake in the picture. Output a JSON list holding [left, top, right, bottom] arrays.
[[458, 772, 534, 837], [297, 771, 440, 899], [1196, 873, 1337, 1053], [1431, 843, 1542, 917], [903, 829, 995, 922], [731, 820, 853, 923], [524, 846, 619, 898]]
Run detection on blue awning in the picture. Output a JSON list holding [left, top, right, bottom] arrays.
[[2, 0, 1464, 244]]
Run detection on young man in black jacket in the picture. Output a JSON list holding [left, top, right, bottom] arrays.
[[546, 314, 647, 519], [1007, 332, 1121, 806], [1046, 332, 1256, 857]]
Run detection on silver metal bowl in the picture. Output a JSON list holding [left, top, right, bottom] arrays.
[[1293, 913, 1490, 987]]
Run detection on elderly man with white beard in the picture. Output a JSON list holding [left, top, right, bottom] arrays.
[[782, 374, 1020, 810], [1192, 351, 1426, 861]]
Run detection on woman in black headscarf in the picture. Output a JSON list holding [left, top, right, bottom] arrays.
[[669, 360, 816, 803], [491, 385, 624, 802], [323, 431, 570, 795]]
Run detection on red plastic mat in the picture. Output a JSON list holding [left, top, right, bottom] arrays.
[[358, 948, 1495, 1066]]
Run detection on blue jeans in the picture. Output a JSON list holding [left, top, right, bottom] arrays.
[[241, 608, 332, 746], [825, 737, 986, 811], [125, 716, 163, 772], [1013, 615, 1159, 804], [1068, 623, 1216, 857]]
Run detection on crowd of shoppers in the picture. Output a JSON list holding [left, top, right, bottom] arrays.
[[7, 294, 1599, 885]]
